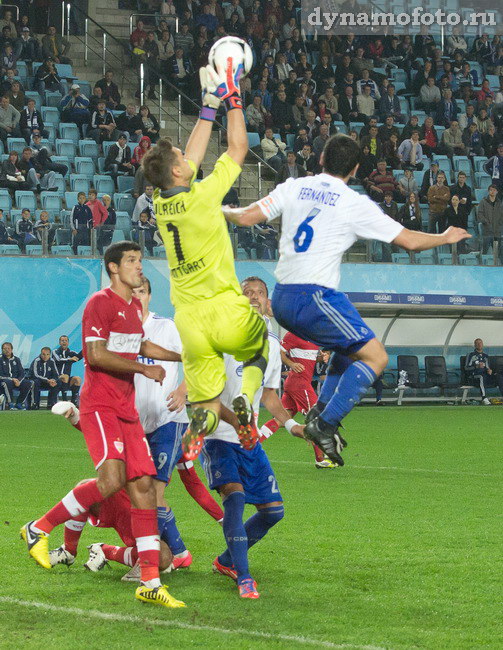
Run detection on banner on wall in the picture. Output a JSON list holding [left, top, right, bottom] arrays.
[[0, 258, 101, 366]]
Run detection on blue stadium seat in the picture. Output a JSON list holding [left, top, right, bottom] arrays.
[[481, 254, 494, 266], [334, 121, 348, 134], [77, 246, 92, 256], [45, 124, 57, 144], [349, 122, 365, 134], [93, 175, 115, 195], [115, 212, 131, 232], [247, 133, 260, 148], [475, 172, 491, 189], [474, 188, 487, 202], [17, 60, 28, 81], [15, 191, 36, 212], [437, 253, 454, 265], [44, 91, 63, 107], [486, 74, 499, 90], [392, 253, 410, 264], [117, 176, 134, 193], [40, 192, 62, 212], [55, 63, 75, 79], [50, 173, 67, 195], [73, 80, 91, 98], [59, 123, 80, 144], [102, 141, 115, 158], [26, 244, 43, 255], [111, 229, 125, 243], [79, 140, 99, 158], [114, 193, 135, 214], [70, 174, 91, 193], [153, 246, 166, 257], [97, 157, 105, 173], [74, 157, 95, 178], [0, 195, 12, 211], [458, 253, 479, 265], [286, 133, 295, 150], [473, 156, 488, 172], [65, 192, 79, 209], [51, 245, 73, 256], [51, 160, 70, 180], [56, 139, 76, 158], [453, 156, 471, 175], [55, 229, 72, 245], [414, 251, 435, 265], [0, 244, 20, 254], [41, 106, 60, 126], [25, 91, 41, 111], [6, 138, 28, 155]]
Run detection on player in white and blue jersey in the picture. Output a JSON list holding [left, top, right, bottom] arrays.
[[201, 276, 304, 600], [222, 134, 470, 463]]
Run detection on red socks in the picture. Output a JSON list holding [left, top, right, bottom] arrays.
[[102, 544, 138, 567], [63, 513, 88, 556], [130, 508, 160, 583], [35, 480, 105, 534], [177, 464, 224, 522]]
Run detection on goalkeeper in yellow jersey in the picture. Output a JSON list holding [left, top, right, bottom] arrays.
[[142, 52, 268, 461]]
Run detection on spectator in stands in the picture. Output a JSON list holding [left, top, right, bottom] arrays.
[[357, 85, 376, 122], [0, 94, 20, 145], [271, 89, 295, 140], [1, 43, 18, 76], [483, 143, 503, 192], [0, 209, 16, 245], [378, 116, 399, 145], [34, 57, 65, 96], [296, 143, 316, 175], [275, 53, 293, 82], [174, 22, 194, 56], [366, 160, 400, 201], [29, 346, 61, 409], [132, 134, 152, 170], [398, 168, 419, 197], [98, 194, 116, 254], [450, 171, 473, 223], [261, 128, 286, 172], [95, 70, 124, 111], [18, 26, 40, 63], [133, 209, 156, 255], [132, 184, 154, 223], [143, 31, 160, 100], [245, 94, 267, 137], [419, 161, 439, 201], [19, 98, 47, 143], [196, 3, 219, 33], [418, 116, 439, 159], [379, 191, 399, 221], [116, 103, 142, 143], [7, 81, 25, 114], [427, 171, 451, 232], [1, 69, 20, 95], [293, 127, 311, 153], [18, 146, 58, 192], [52, 335, 81, 405], [71, 191, 93, 254], [86, 189, 108, 229], [360, 124, 381, 158], [276, 150, 307, 184], [463, 122, 484, 157], [254, 221, 278, 259], [42, 25, 71, 65], [442, 120, 466, 158], [465, 338, 503, 405], [443, 193, 467, 231], [477, 184, 503, 253], [339, 85, 359, 124], [60, 84, 90, 136], [30, 131, 68, 177], [397, 192, 422, 230], [435, 89, 458, 127], [0, 10, 17, 38], [399, 115, 419, 143], [88, 99, 118, 145], [446, 26, 468, 56], [137, 105, 159, 143], [398, 130, 424, 170], [104, 133, 134, 181], [356, 144, 377, 183], [312, 124, 330, 168], [419, 76, 441, 114], [475, 108, 492, 134], [378, 84, 404, 123], [130, 20, 147, 49], [34, 210, 55, 247], [14, 209, 37, 251], [0, 341, 33, 410], [482, 124, 499, 158], [0, 150, 29, 190]]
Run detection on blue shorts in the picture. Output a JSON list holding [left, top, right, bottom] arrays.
[[272, 283, 375, 356], [146, 422, 188, 483], [201, 439, 282, 505]]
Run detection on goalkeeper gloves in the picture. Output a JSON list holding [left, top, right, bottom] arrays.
[[199, 64, 222, 122], [198, 59, 244, 121]]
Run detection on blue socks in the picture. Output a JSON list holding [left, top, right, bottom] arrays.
[[157, 506, 186, 556], [220, 491, 250, 582], [318, 353, 353, 407], [320, 360, 376, 428]]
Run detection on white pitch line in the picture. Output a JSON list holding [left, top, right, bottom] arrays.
[[0, 597, 386, 650]]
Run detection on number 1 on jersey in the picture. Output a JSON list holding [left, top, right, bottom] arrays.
[[293, 208, 320, 253]]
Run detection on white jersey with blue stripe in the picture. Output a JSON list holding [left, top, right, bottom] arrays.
[[135, 311, 188, 434], [257, 173, 403, 290], [207, 324, 282, 444]]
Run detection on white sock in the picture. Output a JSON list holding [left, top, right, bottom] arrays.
[[142, 578, 161, 589], [174, 550, 188, 559]]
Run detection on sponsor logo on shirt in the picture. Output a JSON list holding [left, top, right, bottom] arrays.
[[91, 326, 102, 336], [118, 311, 126, 319]]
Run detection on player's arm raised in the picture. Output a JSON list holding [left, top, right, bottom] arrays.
[[139, 340, 182, 363], [260, 388, 304, 438], [86, 339, 166, 384], [393, 226, 471, 252], [222, 202, 267, 227]]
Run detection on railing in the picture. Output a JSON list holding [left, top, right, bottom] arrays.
[[129, 13, 179, 34], [1, 5, 19, 22]]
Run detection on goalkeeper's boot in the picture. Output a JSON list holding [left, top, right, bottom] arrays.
[[182, 407, 211, 461], [212, 556, 237, 581], [238, 578, 260, 599], [49, 545, 75, 567], [20, 521, 51, 569], [304, 418, 345, 467], [135, 584, 186, 608], [305, 402, 323, 425], [84, 543, 108, 572], [232, 394, 259, 450]]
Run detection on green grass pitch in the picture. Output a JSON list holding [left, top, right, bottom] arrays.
[[0, 406, 501, 649]]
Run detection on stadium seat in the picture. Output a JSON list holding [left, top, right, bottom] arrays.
[[70, 174, 91, 193], [115, 212, 131, 232], [59, 123, 80, 144], [55, 63, 75, 79], [247, 133, 260, 148], [45, 124, 57, 144], [77, 246, 92, 256], [74, 157, 95, 178], [25, 91, 41, 111], [437, 253, 454, 265], [391, 253, 410, 264], [56, 139, 76, 158], [51, 245, 73, 256], [26, 244, 43, 255], [397, 355, 429, 389], [7, 138, 28, 155], [55, 229, 71, 245], [0, 194, 12, 211], [93, 175, 115, 195], [486, 74, 499, 90], [65, 191, 80, 209], [40, 192, 62, 212], [349, 122, 365, 134], [79, 140, 99, 159], [153, 246, 166, 257], [474, 188, 487, 203], [111, 229, 125, 243], [453, 156, 471, 175], [41, 107, 60, 126], [414, 251, 435, 265], [51, 159, 71, 179], [73, 80, 91, 98], [0, 244, 20, 254], [424, 356, 459, 389], [334, 122, 348, 134], [458, 253, 479, 265], [117, 175, 134, 193], [15, 191, 36, 212], [475, 172, 491, 189], [481, 254, 495, 266], [97, 157, 105, 173], [473, 156, 487, 172], [44, 91, 63, 107], [286, 134, 295, 150], [114, 193, 135, 214]]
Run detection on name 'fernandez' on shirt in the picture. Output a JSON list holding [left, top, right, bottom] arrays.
[[297, 187, 340, 205]]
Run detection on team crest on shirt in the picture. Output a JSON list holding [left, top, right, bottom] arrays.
[[114, 440, 124, 453], [236, 365, 243, 377]]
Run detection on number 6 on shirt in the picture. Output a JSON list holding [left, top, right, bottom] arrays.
[[293, 208, 320, 253]]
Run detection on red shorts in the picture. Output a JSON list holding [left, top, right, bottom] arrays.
[[80, 410, 156, 481], [89, 489, 135, 547], [282, 383, 318, 416]]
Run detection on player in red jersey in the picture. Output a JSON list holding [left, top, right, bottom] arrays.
[[261, 332, 335, 468], [20, 241, 185, 609]]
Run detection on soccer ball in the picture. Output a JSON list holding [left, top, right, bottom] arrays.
[[208, 36, 253, 78]]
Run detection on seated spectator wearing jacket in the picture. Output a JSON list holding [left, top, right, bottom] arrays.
[[0, 341, 33, 410], [29, 346, 61, 409], [245, 95, 268, 137], [29, 131, 68, 177], [0, 209, 15, 244], [116, 103, 142, 143], [34, 58, 66, 96], [476, 184, 503, 255], [435, 89, 459, 127], [34, 210, 55, 247], [276, 150, 307, 185], [378, 84, 404, 123], [0, 94, 20, 145], [398, 168, 418, 197], [104, 133, 134, 181], [95, 70, 125, 111], [52, 335, 82, 404], [365, 159, 400, 201], [19, 99, 48, 143], [379, 191, 399, 221], [483, 144, 503, 193], [71, 191, 93, 254], [98, 194, 116, 253], [427, 171, 451, 232], [137, 105, 159, 143], [132, 184, 155, 223], [60, 84, 90, 136], [261, 128, 286, 172], [465, 338, 503, 404], [7, 80, 25, 114], [397, 192, 422, 230], [131, 135, 152, 170], [13, 208, 37, 251], [133, 209, 156, 255], [419, 76, 442, 113], [450, 171, 473, 223], [398, 130, 424, 170], [441, 120, 466, 158], [88, 100, 118, 145], [0, 150, 29, 191], [167, 47, 193, 93], [18, 147, 58, 192], [295, 143, 317, 175], [18, 26, 40, 63], [271, 89, 295, 140], [42, 25, 71, 64], [356, 85, 377, 121], [462, 122, 484, 157]]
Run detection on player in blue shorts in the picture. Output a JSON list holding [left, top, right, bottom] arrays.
[[201, 276, 304, 599], [222, 135, 470, 463]]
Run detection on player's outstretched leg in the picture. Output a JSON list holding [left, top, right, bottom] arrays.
[[235, 336, 269, 450], [49, 513, 88, 567], [157, 506, 192, 570], [232, 394, 259, 450], [182, 407, 219, 460]]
